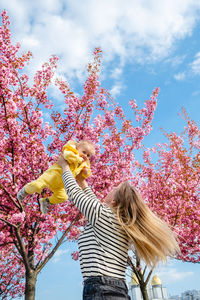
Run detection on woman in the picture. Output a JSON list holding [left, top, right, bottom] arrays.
[[57, 155, 179, 300]]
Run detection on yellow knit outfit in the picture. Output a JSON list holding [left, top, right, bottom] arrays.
[[24, 141, 91, 204]]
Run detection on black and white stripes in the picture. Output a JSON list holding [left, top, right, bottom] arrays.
[[62, 171, 129, 280]]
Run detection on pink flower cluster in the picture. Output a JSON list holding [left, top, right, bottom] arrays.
[[137, 112, 200, 263], [10, 212, 25, 224]]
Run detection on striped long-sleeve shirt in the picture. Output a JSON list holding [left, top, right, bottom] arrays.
[[62, 170, 130, 280]]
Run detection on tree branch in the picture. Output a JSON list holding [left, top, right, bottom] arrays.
[[0, 217, 17, 228], [127, 256, 141, 283], [68, 106, 85, 139], [14, 227, 31, 274], [36, 212, 81, 274], [1, 94, 16, 185], [145, 267, 154, 285], [0, 183, 23, 211], [143, 265, 147, 276], [173, 204, 180, 227], [13, 67, 34, 134]]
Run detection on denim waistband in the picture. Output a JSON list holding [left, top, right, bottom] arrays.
[[84, 276, 127, 290]]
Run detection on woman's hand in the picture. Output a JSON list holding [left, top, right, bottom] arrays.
[[76, 171, 88, 190], [57, 154, 69, 172], [82, 167, 90, 177]]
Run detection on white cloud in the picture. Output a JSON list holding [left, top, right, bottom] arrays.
[[1, 0, 200, 81], [165, 55, 186, 67], [157, 268, 193, 283], [174, 72, 186, 81], [52, 249, 69, 263], [190, 52, 200, 74], [21, 36, 39, 48], [154, 264, 194, 285], [110, 82, 124, 97], [110, 67, 124, 79]]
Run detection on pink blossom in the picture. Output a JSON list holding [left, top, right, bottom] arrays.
[[10, 212, 25, 224], [71, 251, 79, 261]]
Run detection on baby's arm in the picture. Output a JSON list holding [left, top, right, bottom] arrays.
[[62, 141, 83, 165]]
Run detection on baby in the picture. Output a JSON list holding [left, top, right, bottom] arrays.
[[17, 140, 95, 214]]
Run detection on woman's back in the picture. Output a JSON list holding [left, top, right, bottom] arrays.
[[78, 193, 130, 280]]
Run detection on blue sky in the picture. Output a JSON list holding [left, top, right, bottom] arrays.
[[1, 0, 200, 299]]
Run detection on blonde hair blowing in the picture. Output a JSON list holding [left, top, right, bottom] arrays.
[[113, 182, 180, 267]]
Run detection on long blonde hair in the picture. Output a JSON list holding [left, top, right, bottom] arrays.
[[113, 182, 180, 267]]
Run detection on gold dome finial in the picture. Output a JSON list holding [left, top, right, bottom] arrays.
[[151, 275, 162, 286]]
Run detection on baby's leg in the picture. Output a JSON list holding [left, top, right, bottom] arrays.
[[24, 175, 47, 194], [49, 188, 68, 205], [17, 175, 47, 201]]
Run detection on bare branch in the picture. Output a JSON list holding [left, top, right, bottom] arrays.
[[145, 267, 154, 285], [143, 265, 147, 276], [127, 256, 141, 283], [36, 212, 81, 274]]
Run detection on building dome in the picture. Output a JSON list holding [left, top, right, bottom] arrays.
[[131, 273, 139, 286], [151, 275, 162, 286]]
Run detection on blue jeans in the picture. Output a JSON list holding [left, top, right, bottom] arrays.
[[83, 276, 131, 300]]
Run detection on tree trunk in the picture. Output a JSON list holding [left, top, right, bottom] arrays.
[[140, 284, 149, 300], [25, 270, 37, 300]]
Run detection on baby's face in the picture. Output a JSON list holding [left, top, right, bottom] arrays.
[[77, 144, 93, 161]]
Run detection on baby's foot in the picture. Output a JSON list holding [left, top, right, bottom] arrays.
[[17, 187, 28, 201], [39, 198, 50, 214]]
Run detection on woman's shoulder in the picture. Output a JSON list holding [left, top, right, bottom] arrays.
[[96, 204, 129, 242], [99, 204, 119, 224]]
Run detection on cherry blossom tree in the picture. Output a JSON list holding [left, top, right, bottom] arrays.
[[0, 11, 158, 299], [139, 109, 200, 262], [127, 109, 200, 300], [1, 10, 199, 300]]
